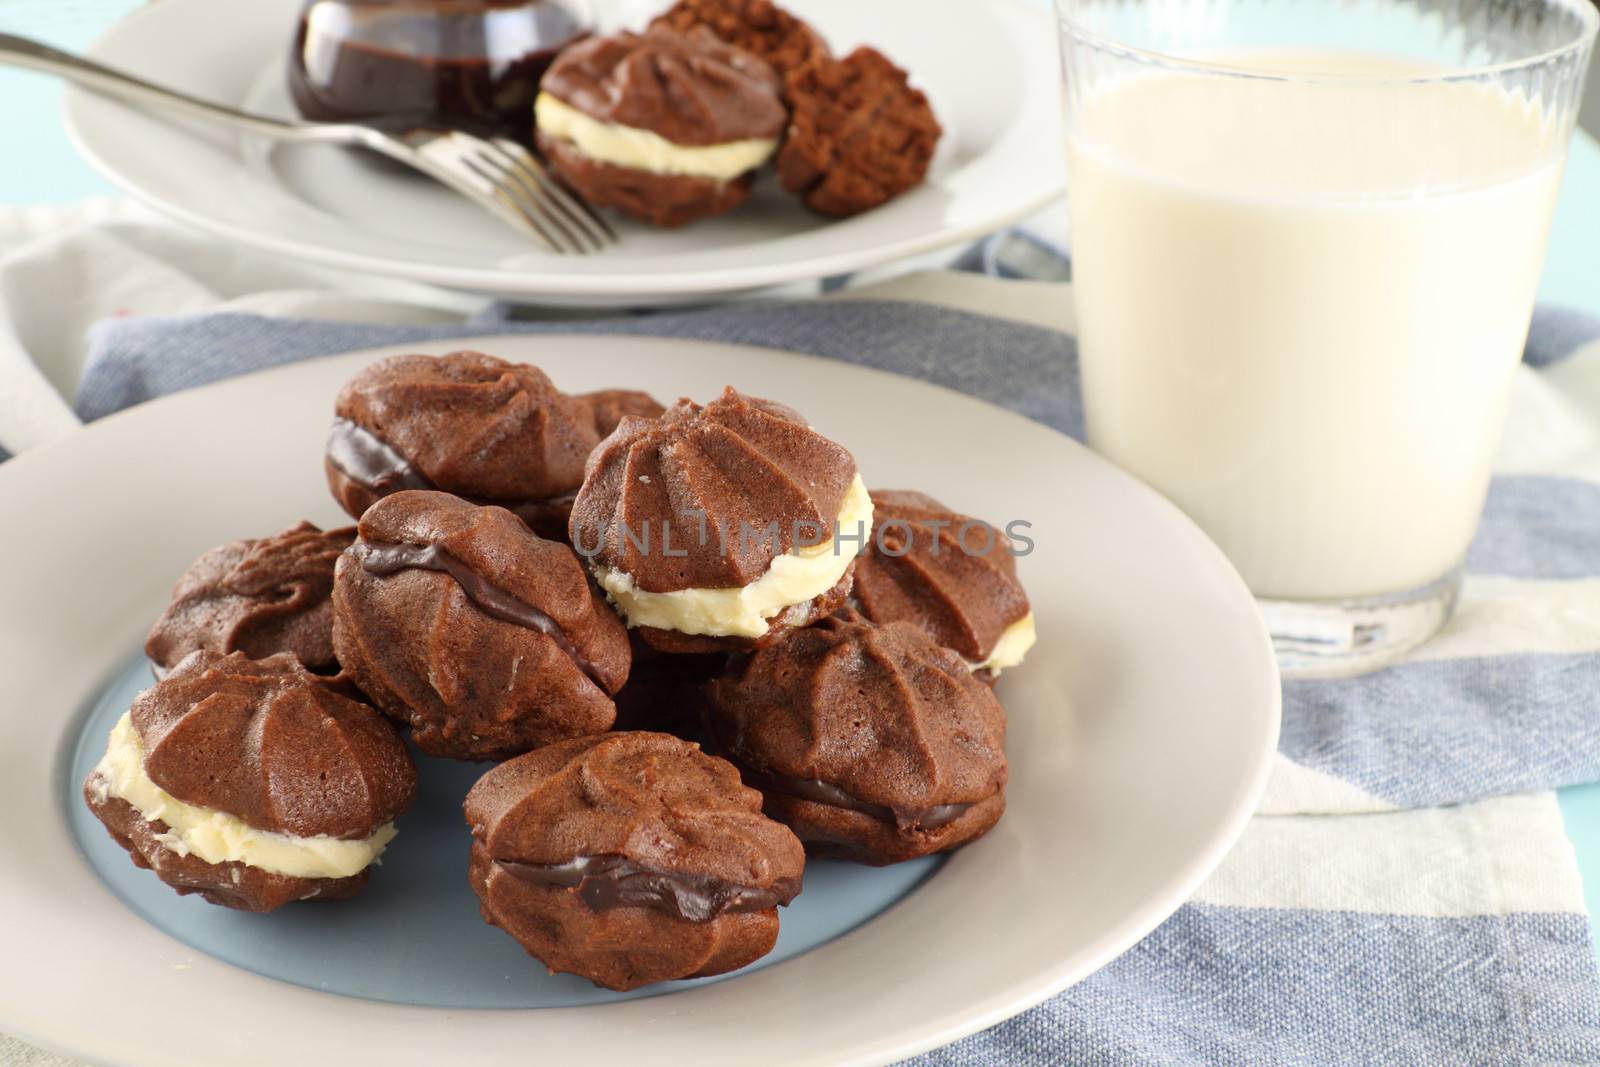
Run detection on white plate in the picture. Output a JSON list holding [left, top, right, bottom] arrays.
[[0, 337, 1278, 1066], [62, 0, 1066, 306]]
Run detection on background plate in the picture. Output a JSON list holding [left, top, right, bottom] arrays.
[[0, 336, 1278, 1066], [63, 0, 1065, 305]]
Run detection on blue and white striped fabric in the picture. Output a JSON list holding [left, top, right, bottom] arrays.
[[8, 219, 1600, 1062]]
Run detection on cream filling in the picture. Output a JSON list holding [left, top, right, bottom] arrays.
[[536, 93, 778, 180], [595, 475, 873, 639], [89, 712, 396, 880], [970, 612, 1037, 675]]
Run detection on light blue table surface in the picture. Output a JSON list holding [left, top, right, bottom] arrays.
[[5, 2, 1600, 957]]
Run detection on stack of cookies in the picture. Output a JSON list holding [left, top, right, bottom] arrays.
[[84, 349, 1036, 993], [534, 0, 944, 226]]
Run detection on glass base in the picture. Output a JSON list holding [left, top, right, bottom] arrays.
[[1258, 567, 1462, 679]]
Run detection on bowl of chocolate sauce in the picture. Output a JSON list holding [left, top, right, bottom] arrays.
[[288, 0, 591, 139]]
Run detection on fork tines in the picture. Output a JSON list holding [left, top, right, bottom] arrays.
[[418, 130, 617, 255]]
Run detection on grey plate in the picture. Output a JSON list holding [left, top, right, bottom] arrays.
[[3, 336, 1278, 1067]]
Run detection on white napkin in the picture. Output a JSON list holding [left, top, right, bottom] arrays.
[[0, 199, 481, 455]]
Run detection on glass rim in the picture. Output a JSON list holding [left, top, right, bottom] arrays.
[[1056, 0, 1600, 85]]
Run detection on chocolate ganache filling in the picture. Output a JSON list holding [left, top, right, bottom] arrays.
[[327, 419, 436, 495], [353, 540, 604, 687], [496, 855, 800, 922], [329, 418, 579, 513], [749, 769, 973, 830]]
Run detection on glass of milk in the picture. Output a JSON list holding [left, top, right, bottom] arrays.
[[1057, 0, 1597, 675]]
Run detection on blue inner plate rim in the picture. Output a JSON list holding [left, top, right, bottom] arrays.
[[65, 652, 941, 1010]]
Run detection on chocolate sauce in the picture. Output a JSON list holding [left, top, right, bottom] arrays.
[[353, 539, 605, 686], [288, 0, 591, 137], [496, 854, 800, 922], [750, 769, 974, 831], [326, 419, 435, 495]]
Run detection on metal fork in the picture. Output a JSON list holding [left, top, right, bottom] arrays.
[[0, 32, 616, 255]]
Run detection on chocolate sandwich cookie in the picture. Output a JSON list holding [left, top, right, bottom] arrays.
[[325, 352, 602, 540], [332, 490, 629, 761], [776, 47, 942, 218], [83, 651, 416, 912], [569, 386, 871, 653], [534, 28, 788, 228], [610, 633, 727, 741], [852, 490, 1035, 681], [577, 388, 667, 438], [145, 521, 355, 676], [464, 732, 805, 991], [706, 611, 1007, 865], [650, 0, 829, 81]]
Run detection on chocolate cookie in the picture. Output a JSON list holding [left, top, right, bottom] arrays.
[[853, 490, 1035, 680], [534, 28, 787, 228], [776, 47, 941, 218], [569, 386, 869, 653], [650, 0, 830, 81], [83, 651, 416, 912], [706, 611, 1007, 865], [145, 521, 354, 676], [325, 352, 601, 540], [464, 732, 805, 991], [332, 490, 628, 761], [611, 633, 727, 740], [538, 140, 757, 230], [577, 388, 667, 438]]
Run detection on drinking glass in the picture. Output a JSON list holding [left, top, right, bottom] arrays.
[[1055, 0, 1597, 675]]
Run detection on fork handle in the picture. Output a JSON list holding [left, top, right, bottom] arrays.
[[0, 32, 350, 143]]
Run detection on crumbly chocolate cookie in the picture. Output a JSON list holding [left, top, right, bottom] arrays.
[[853, 490, 1035, 680], [83, 651, 416, 912], [776, 47, 941, 218], [145, 521, 355, 676], [325, 352, 601, 539], [577, 389, 667, 439], [650, 0, 830, 81], [569, 386, 868, 653], [535, 28, 787, 228], [332, 490, 629, 761], [706, 610, 1007, 865], [465, 732, 805, 991]]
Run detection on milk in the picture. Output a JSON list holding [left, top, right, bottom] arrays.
[[1067, 54, 1564, 601]]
